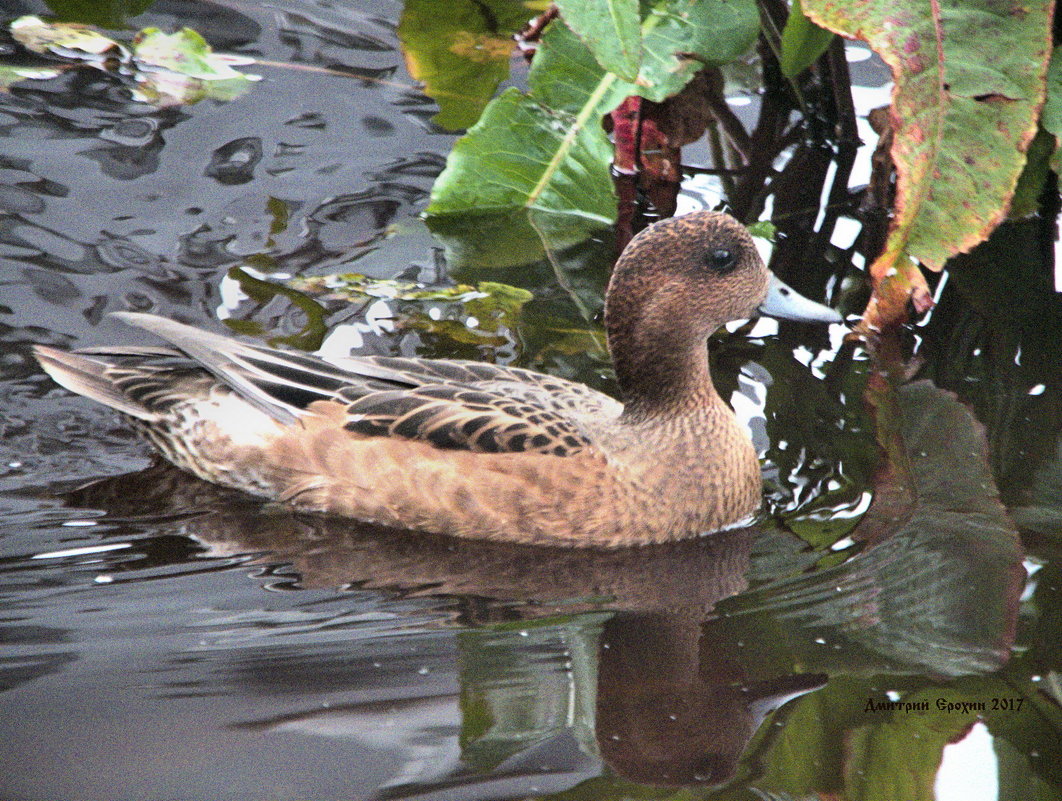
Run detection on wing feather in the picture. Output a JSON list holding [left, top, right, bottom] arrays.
[[105, 313, 616, 457], [338, 384, 597, 456]]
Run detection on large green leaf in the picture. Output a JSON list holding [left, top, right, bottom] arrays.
[[634, 0, 759, 102], [556, 0, 642, 81], [397, 0, 529, 131], [427, 0, 759, 220], [800, 0, 1053, 327], [427, 20, 624, 222]]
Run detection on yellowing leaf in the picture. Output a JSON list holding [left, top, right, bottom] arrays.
[[133, 27, 250, 80], [801, 0, 1053, 328], [11, 15, 125, 60]]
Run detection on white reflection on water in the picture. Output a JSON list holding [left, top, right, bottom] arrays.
[[935, 721, 998, 801]]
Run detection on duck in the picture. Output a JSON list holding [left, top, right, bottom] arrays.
[[34, 211, 841, 547]]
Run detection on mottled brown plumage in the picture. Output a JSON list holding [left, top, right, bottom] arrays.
[[33, 211, 841, 547]]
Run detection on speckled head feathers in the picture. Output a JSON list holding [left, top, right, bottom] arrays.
[[602, 211, 771, 414], [605, 211, 770, 338]]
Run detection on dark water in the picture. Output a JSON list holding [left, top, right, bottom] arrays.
[[1, 2, 1060, 800]]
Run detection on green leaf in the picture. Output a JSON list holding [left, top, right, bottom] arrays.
[[397, 0, 529, 130], [801, 0, 1053, 326], [426, 18, 624, 221], [747, 219, 777, 240], [427, 0, 759, 220], [133, 27, 249, 80], [556, 0, 642, 81], [635, 0, 759, 102], [778, 0, 835, 79]]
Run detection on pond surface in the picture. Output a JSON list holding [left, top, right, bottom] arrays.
[[1, 2, 1061, 800]]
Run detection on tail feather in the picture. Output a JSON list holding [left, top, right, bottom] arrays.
[[32, 345, 158, 421], [111, 312, 345, 424]]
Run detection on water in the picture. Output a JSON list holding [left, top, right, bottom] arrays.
[[1, 2, 1060, 799]]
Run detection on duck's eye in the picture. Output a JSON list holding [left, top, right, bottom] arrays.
[[706, 247, 737, 273]]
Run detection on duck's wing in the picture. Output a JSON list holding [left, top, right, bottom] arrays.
[[335, 382, 600, 455], [91, 313, 613, 457], [340, 355, 622, 421]]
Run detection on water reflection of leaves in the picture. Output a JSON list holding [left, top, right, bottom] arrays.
[[426, 208, 613, 271], [40, 0, 154, 29], [396, 0, 529, 131], [224, 267, 327, 351], [291, 272, 534, 350], [740, 671, 1062, 799], [726, 378, 1023, 671], [704, 373, 1051, 799], [753, 339, 877, 549], [916, 219, 1062, 557], [426, 210, 616, 332], [0, 64, 62, 88]]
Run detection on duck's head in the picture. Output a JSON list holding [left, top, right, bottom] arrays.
[[604, 211, 842, 414], [605, 210, 841, 337]]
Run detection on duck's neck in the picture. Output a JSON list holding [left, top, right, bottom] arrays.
[[606, 295, 721, 422]]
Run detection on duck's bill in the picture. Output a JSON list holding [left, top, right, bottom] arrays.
[[758, 274, 843, 324]]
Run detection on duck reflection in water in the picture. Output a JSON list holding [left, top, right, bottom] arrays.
[[67, 468, 825, 789]]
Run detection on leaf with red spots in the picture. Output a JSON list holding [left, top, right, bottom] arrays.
[[800, 0, 1053, 330]]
